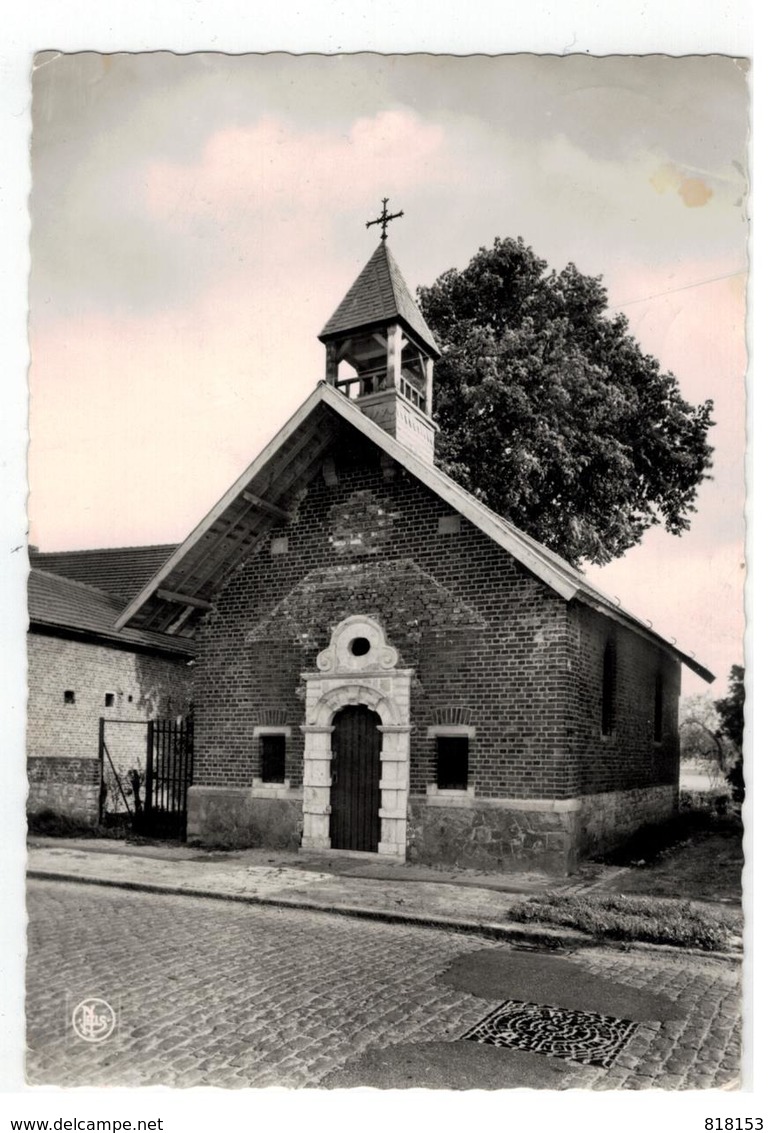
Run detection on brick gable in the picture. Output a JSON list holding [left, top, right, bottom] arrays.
[[194, 427, 576, 801]]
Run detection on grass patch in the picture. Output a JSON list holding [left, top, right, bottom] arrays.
[[27, 809, 132, 840], [594, 807, 741, 868], [586, 807, 743, 905], [27, 808, 99, 838], [508, 891, 741, 951]]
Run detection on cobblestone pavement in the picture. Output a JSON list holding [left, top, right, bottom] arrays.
[[26, 880, 742, 1090]]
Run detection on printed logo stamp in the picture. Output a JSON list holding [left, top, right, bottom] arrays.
[[71, 997, 117, 1043]]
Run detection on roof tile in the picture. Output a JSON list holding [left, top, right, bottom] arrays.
[[319, 242, 439, 355], [28, 568, 194, 656], [30, 545, 177, 602]]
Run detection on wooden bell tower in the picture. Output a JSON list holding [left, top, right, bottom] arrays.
[[318, 202, 440, 464]]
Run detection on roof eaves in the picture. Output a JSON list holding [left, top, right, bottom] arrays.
[[115, 382, 331, 630], [114, 381, 713, 682], [29, 617, 196, 658], [574, 592, 714, 683], [317, 385, 580, 602], [318, 387, 713, 679]]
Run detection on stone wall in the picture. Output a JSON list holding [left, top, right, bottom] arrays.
[[407, 797, 578, 875], [27, 756, 101, 823], [576, 784, 679, 856], [187, 786, 303, 849]]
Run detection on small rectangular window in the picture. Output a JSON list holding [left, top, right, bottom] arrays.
[[436, 735, 469, 790], [653, 674, 664, 743], [261, 735, 286, 784], [104, 692, 115, 708], [63, 690, 75, 705], [601, 641, 616, 736]]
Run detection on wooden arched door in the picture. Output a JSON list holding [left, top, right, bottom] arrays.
[[330, 706, 382, 852]]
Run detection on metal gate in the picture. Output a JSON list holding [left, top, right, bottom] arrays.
[[98, 714, 194, 839], [330, 705, 381, 852], [142, 715, 195, 839], [98, 717, 149, 829]]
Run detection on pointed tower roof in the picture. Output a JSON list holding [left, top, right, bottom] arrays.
[[319, 242, 440, 357]]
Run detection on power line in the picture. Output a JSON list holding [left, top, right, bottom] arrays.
[[609, 270, 745, 310]]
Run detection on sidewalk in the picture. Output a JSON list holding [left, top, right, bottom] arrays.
[[26, 836, 740, 955], [27, 836, 598, 947]]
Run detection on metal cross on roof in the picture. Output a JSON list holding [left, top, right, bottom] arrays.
[[366, 198, 404, 240]]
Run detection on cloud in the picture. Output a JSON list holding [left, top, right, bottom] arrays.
[[144, 110, 450, 229]]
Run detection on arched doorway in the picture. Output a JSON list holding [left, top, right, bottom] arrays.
[[330, 705, 382, 852]]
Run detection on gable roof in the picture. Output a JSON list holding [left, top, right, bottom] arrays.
[[29, 568, 195, 658], [30, 544, 178, 602], [318, 242, 440, 357], [115, 382, 712, 682]]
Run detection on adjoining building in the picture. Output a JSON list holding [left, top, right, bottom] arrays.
[[27, 547, 193, 825]]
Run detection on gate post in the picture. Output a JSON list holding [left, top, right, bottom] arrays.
[[144, 720, 155, 819], [97, 717, 105, 825]]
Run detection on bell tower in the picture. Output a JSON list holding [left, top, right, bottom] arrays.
[[318, 201, 440, 464]]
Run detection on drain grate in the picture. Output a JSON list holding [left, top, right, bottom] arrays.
[[461, 1000, 638, 1069]]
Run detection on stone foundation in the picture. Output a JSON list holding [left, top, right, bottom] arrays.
[[407, 796, 579, 875], [577, 784, 678, 855], [185, 783, 679, 870], [187, 786, 303, 850], [27, 757, 101, 824]]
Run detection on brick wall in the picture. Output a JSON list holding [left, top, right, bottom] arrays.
[[193, 423, 683, 856], [567, 604, 681, 797], [194, 426, 577, 801], [27, 631, 193, 819]]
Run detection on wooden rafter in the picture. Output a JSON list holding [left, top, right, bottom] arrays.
[[135, 419, 341, 634], [242, 491, 292, 521], [156, 588, 213, 610]]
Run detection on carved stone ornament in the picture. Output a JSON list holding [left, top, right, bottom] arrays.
[[315, 614, 399, 674]]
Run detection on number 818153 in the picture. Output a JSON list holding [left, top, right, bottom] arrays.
[[705, 1121, 763, 1129]]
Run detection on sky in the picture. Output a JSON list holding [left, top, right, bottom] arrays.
[[27, 51, 749, 696]]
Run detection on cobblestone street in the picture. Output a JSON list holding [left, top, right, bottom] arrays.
[[26, 879, 742, 1090]]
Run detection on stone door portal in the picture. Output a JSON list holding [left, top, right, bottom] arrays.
[[330, 705, 382, 852], [301, 614, 412, 859]]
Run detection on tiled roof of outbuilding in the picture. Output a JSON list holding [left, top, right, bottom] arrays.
[[319, 242, 440, 356], [28, 568, 194, 657], [30, 544, 178, 602]]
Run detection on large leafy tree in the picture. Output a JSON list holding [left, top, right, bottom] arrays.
[[418, 237, 714, 566]]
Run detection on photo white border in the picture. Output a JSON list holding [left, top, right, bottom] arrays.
[[2, 3, 761, 1129]]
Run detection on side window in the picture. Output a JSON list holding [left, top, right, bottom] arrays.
[[601, 640, 616, 736], [261, 734, 286, 784], [436, 735, 469, 790], [653, 673, 664, 743]]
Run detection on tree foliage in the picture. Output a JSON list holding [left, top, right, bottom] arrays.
[[716, 665, 745, 802], [417, 237, 714, 566], [679, 695, 732, 789]]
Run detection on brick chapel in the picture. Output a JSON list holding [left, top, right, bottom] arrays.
[[109, 227, 712, 874], [31, 225, 712, 874]]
